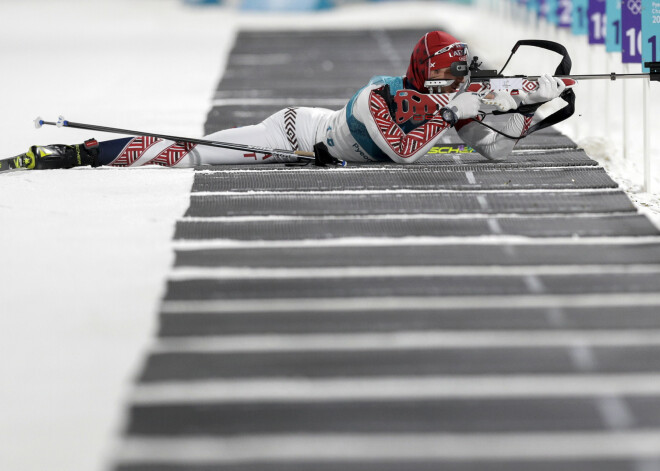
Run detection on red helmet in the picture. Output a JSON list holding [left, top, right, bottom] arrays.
[[406, 31, 469, 92]]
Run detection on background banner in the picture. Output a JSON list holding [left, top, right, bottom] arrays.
[[622, 0, 643, 63], [641, 0, 660, 71], [546, 0, 560, 23], [558, 0, 574, 27], [606, 0, 623, 51], [588, 0, 607, 42], [573, 0, 590, 33]]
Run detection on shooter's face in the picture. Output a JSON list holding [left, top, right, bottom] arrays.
[[428, 67, 466, 93]]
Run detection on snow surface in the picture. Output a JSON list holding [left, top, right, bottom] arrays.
[[0, 1, 228, 470], [0, 1, 658, 471]]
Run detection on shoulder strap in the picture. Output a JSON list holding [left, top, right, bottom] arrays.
[[523, 88, 575, 135], [491, 39, 576, 137]]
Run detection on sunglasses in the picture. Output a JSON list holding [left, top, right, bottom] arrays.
[[421, 42, 469, 65]]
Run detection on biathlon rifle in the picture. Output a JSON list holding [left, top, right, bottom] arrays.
[[394, 39, 659, 138]]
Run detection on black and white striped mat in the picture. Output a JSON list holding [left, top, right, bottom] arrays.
[[113, 28, 660, 471]]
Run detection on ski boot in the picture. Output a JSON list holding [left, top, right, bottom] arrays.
[[0, 139, 100, 173]]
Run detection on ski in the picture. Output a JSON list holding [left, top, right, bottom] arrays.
[[0, 152, 34, 173]]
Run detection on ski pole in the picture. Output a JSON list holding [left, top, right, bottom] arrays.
[[34, 116, 347, 167]]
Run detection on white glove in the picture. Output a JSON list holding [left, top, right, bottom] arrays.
[[479, 90, 518, 112], [522, 74, 566, 105], [448, 92, 481, 120]]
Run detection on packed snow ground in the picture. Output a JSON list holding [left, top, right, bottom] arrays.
[[0, 1, 658, 471], [0, 2, 227, 470]]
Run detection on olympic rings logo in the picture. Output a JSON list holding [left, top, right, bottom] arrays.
[[626, 0, 641, 15]]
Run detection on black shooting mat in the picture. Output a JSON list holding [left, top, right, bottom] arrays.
[[414, 148, 595, 167], [158, 305, 660, 336], [174, 243, 660, 267], [175, 214, 659, 239], [185, 190, 635, 216], [113, 29, 660, 471], [163, 271, 660, 299], [192, 166, 618, 191]]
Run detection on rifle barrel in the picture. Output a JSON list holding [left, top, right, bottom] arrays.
[[474, 73, 652, 81], [550, 73, 650, 81]]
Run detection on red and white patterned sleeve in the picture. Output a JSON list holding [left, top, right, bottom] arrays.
[[366, 87, 452, 164]]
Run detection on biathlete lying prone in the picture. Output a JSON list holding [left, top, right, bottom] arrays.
[[2, 31, 568, 171]]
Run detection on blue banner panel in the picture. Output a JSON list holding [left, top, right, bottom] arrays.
[[622, 0, 643, 62], [589, 0, 607, 43], [547, 0, 560, 22], [573, 0, 590, 33], [641, 0, 660, 71], [606, 0, 623, 51]]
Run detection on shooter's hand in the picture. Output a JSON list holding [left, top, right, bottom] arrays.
[[449, 92, 481, 120], [480, 90, 518, 112], [522, 74, 566, 105]]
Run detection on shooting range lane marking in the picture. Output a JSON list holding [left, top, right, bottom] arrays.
[[502, 243, 517, 257], [116, 431, 660, 463], [149, 330, 660, 354], [555, 317, 600, 390], [129, 375, 660, 404], [523, 275, 546, 294], [597, 396, 636, 430], [487, 218, 504, 234], [553, 280, 599, 377], [160, 293, 660, 314], [569, 341, 599, 373], [172, 236, 660, 250], [167, 264, 660, 280], [476, 194, 490, 210]]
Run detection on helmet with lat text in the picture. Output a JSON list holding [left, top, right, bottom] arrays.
[[405, 31, 470, 94]]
